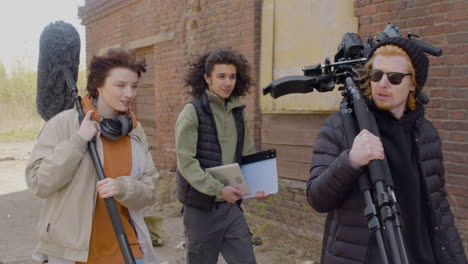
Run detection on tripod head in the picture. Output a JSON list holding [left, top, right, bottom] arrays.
[[263, 22, 442, 101]]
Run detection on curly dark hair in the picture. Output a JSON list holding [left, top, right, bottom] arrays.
[[87, 48, 146, 98], [184, 47, 252, 98]]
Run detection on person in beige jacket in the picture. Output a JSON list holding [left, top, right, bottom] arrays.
[[25, 49, 159, 264]]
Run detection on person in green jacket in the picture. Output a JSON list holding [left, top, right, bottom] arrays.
[[175, 47, 268, 264]]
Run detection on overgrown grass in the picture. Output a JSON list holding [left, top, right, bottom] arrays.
[[0, 103, 44, 142], [0, 128, 42, 142]]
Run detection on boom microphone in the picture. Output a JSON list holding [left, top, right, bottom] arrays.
[[37, 21, 137, 264], [37, 20, 80, 121]]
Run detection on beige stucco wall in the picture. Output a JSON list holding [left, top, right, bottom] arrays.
[[260, 0, 358, 113]]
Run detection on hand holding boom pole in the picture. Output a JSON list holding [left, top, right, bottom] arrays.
[[38, 21, 136, 264]]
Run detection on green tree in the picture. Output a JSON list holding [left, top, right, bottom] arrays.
[[77, 63, 88, 96], [0, 60, 10, 103], [1, 55, 86, 116], [8, 55, 37, 113]]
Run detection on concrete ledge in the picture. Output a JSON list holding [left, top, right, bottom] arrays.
[[127, 32, 175, 50], [97, 32, 175, 55]]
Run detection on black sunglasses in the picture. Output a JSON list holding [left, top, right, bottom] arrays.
[[369, 69, 412, 85]]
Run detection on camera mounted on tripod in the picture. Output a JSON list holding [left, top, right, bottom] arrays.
[[263, 23, 444, 264], [263, 22, 442, 101]]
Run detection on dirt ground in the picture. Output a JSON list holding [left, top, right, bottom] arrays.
[[0, 141, 295, 264]]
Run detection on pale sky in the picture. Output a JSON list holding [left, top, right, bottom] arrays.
[[0, 0, 86, 74]]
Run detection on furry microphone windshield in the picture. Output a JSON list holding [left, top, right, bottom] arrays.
[[37, 21, 81, 121]]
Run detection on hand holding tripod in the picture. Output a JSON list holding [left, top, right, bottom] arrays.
[[262, 22, 442, 263], [339, 76, 408, 264]]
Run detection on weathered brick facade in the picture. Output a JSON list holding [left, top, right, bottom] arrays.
[[354, 0, 468, 250], [79, 0, 467, 261], [79, 0, 262, 205], [255, 1, 468, 259]]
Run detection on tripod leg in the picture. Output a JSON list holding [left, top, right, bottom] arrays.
[[340, 96, 392, 264], [375, 230, 390, 264]]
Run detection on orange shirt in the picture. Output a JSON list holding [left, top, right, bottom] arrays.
[[78, 136, 143, 264]]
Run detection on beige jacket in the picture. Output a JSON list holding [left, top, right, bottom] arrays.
[[25, 109, 159, 263]]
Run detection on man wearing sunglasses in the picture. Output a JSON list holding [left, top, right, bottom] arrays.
[[307, 37, 466, 264]]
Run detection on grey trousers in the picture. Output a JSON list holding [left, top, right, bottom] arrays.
[[183, 202, 257, 264]]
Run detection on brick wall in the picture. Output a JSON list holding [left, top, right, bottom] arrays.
[[79, 0, 467, 260], [247, 1, 467, 261], [79, 0, 262, 205], [355, 0, 468, 249]]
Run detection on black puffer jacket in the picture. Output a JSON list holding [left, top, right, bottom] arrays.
[[306, 111, 466, 264]]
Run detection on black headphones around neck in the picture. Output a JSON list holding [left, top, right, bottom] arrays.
[[92, 97, 133, 140], [100, 115, 133, 140]]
